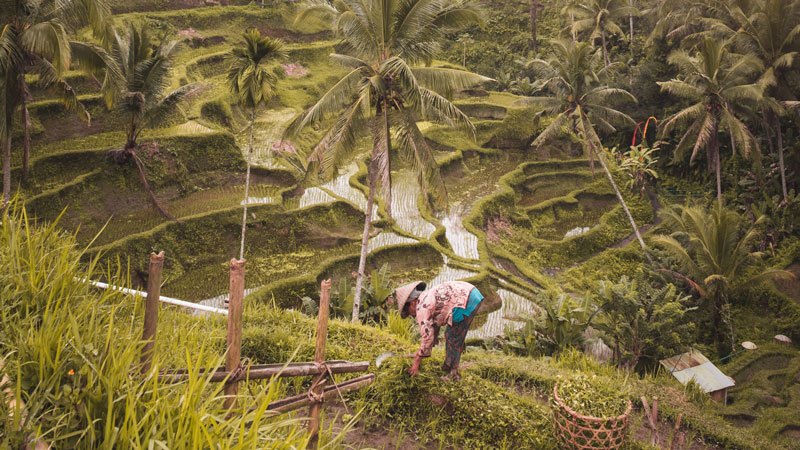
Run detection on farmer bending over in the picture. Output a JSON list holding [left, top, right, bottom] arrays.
[[394, 280, 484, 381]]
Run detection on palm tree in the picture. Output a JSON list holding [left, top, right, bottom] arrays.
[[0, 0, 113, 205], [226, 29, 287, 260], [652, 203, 792, 355], [711, 0, 800, 203], [526, 39, 650, 258], [563, 0, 638, 67], [106, 25, 195, 219], [287, 0, 487, 322], [658, 38, 763, 203]]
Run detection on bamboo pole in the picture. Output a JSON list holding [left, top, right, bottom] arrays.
[[141, 251, 164, 374], [308, 279, 332, 447], [158, 360, 370, 383], [267, 374, 375, 414], [224, 258, 245, 410]]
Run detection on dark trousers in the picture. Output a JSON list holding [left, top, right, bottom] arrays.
[[442, 301, 481, 371]]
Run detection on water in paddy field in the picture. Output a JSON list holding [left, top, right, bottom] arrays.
[[321, 163, 378, 221], [243, 108, 298, 168], [440, 204, 480, 261], [367, 232, 418, 252], [429, 258, 478, 286], [467, 289, 539, 340], [390, 170, 436, 238], [299, 187, 336, 208]]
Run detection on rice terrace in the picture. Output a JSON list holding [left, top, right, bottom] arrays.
[[1, 0, 800, 448]]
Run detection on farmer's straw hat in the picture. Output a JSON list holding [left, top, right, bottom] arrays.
[[395, 281, 426, 318]]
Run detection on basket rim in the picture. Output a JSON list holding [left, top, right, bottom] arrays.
[[553, 382, 633, 423]]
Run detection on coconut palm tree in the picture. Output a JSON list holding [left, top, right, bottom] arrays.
[[526, 39, 650, 258], [105, 25, 195, 219], [563, 0, 638, 67], [226, 29, 287, 260], [708, 0, 800, 203], [658, 38, 764, 203], [0, 0, 113, 206], [287, 0, 487, 322], [652, 203, 792, 355]]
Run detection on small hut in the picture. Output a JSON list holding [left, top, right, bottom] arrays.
[[660, 349, 735, 403]]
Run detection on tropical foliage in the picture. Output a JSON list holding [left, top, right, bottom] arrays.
[[106, 24, 195, 219], [226, 28, 286, 259], [658, 38, 763, 202], [652, 203, 791, 355], [594, 275, 695, 371], [0, 0, 112, 204]]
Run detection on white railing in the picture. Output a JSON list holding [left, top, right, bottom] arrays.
[[84, 279, 228, 315]]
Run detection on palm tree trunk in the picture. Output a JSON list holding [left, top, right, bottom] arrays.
[[20, 76, 31, 181], [130, 149, 174, 220], [530, 0, 542, 53], [601, 31, 610, 68], [352, 169, 376, 323], [239, 107, 256, 260], [712, 133, 722, 203], [2, 131, 10, 207], [594, 145, 652, 263], [772, 114, 788, 203]]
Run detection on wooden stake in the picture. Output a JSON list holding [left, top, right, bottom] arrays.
[[669, 413, 683, 450], [308, 279, 332, 447], [224, 258, 245, 410], [141, 251, 164, 374]]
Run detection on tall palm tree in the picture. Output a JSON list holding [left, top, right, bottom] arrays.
[[0, 0, 113, 205], [287, 0, 487, 322], [106, 25, 195, 219], [563, 0, 638, 67], [226, 29, 287, 260], [526, 39, 650, 258], [710, 0, 800, 202], [652, 203, 791, 355], [658, 38, 763, 203]]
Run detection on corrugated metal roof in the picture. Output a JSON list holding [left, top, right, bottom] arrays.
[[671, 362, 735, 393], [660, 350, 735, 393], [660, 349, 710, 372]]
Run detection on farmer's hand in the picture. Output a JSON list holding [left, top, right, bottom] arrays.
[[408, 355, 422, 376]]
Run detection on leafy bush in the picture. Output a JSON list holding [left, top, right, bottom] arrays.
[[505, 291, 599, 357], [593, 275, 696, 372]]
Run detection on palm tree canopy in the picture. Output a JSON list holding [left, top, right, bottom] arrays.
[[564, 0, 638, 40], [0, 0, 113, 126], [658, 38, 763, 163], [226, 29, 287, 109], [286, 0, 489, 210], [107, 25, 193, 135], [652, 203, 790, 296], [525, 39, 636, 148]]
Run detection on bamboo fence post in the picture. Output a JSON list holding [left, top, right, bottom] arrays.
[[224, 258, 246, 410], [141, 251, 164, 374], [308, 279, 332, 447]]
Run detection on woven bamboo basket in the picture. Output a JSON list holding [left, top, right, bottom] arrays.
[[552, 383, 633, 450]]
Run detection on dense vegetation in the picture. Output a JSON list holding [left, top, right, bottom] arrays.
[[1, 0, 799, 448]]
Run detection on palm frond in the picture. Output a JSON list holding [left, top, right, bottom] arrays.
[[284, 67, 364, 138], [394, 107, 447, 211]]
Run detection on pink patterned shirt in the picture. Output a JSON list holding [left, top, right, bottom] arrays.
[[414, 281, 475, 357]]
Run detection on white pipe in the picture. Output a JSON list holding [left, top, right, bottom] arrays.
[[84, 279, 228, 315]]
